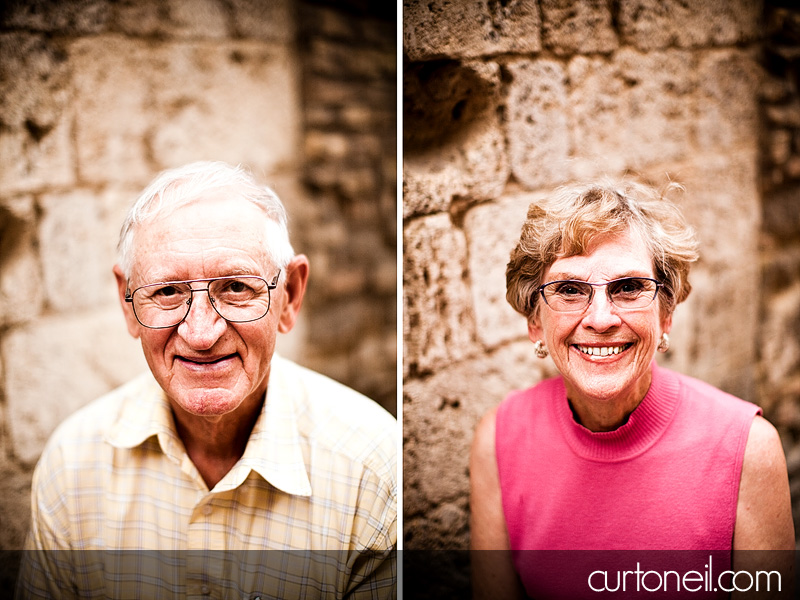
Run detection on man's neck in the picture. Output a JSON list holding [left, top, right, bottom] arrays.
[[171, 393, 264, 489]]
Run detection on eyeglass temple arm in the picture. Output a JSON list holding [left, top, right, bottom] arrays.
[[268, 270, 281, 289]]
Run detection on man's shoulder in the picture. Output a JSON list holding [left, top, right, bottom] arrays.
[[40, 372, 158, 457], [271, 356, 397, 477]]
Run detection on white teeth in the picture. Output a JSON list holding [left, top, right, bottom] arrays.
[[577, 345, 627, 357]]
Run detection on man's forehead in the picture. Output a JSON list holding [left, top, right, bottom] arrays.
[[129, 194, 275, 281]]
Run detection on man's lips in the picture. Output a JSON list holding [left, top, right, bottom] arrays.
[[176, 353, 238, 368]]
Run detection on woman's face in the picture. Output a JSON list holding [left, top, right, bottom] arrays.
[[528, 229, 671, 429]]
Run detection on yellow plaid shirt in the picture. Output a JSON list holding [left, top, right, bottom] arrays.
[[17, 356, 397, 599]]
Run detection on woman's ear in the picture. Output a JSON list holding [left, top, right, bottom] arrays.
[[661, 312, 673, 336], [277, 255, 310, 334], [527, 309, 544, 344]]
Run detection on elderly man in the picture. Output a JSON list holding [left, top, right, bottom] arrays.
[[17, 161, 397, 599]]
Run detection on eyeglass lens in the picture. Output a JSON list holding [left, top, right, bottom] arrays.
[[132, 277, 271, 328], [541, 277, 659, 312]]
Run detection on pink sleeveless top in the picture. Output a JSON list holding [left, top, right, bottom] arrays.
[[495, 364, 760, 597]]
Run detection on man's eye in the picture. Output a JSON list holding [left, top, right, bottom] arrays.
[[154, 285, 181, 297]]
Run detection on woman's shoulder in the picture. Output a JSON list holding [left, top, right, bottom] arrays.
[[663, 366, 761, 417], [502, 375, 563, 405]]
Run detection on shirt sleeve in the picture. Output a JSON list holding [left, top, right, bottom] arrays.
[[15, 451, 78, 600], [344, 459, 398, 600]]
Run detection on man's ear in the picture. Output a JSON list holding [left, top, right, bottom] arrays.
[[113, 264, 141, 339], [278, 255, 309, 334]]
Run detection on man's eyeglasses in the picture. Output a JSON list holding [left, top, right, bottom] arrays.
[[125, 273, 281, 329], [538, 277, 662, 312]]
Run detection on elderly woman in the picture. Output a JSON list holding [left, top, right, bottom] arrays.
[[470, 181, 794, 599]]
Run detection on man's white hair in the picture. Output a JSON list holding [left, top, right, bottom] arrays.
[[117, 161, 295, 280]]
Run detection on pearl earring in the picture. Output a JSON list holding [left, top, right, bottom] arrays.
[[657, 333, 670, 353], [533, 340, 549, 359]]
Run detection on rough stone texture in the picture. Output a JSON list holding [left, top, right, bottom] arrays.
[[0, 196, 43, 327], [404, 0, 800, 552], [403, 213, 476, 377], [403, 0, 541, 62], [0, 33, 75, 194], [0, 0, 396, 549], [540, 0, 618, 56], [38, 188, 134, 312], [404, 341, 557, 548], [3, 310, 147, 465], [694, 49, 762, 153], [296, 0, 397, 411], [70, 36, 300, 185], [617, 0, 763, 50], [463, 189, 544, 349], [567, 49, 695, 179], [759, 4, 800, 527], [404, 60, 509, 219], [505, 59, 570, 189]]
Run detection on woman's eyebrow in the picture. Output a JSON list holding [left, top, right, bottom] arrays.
[[545, 270, 653, 282]]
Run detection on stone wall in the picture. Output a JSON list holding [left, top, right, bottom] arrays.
[[0, 0, 396, 550], [403, 0, 800, 549]]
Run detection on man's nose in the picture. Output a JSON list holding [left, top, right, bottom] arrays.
[[176, 290, 226, 349], [581, 288, 622, 332]]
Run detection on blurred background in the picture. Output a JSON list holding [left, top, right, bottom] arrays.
[[403, 0, 800, 549], [0, 0, 396, 549]]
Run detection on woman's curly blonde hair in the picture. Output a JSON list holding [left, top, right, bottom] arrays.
[[506, 179, 699, 320]]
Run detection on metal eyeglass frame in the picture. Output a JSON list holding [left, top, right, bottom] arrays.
[[537, 276, 663, 312], [125, 271, 281, 329]]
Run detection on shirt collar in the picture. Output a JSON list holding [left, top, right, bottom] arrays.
[[105, 362, 312, 498]]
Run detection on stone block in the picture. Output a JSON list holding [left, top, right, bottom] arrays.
[[763, 184, 800, 242], [71, 36, 300, 184], [567, 49, 695, 179], [618, 0, 763, 50], [3, 310, 148, 465], [403, 213, 477, 377], [403, 0, 541, 61], [0, 459, 34, 550], [403, 341, 554, 548], [463, 190, 544, 349], [0, 196, 44, 327], [70, 37, 156, 185], [650, 154, 761, 401], [229, 0, 294, 42], [166, 0, 229, 38], [760, 280, 800, 398], [110, 0, 166, 37], [148, 41, 301, 177], [0, 33, 74, 194], [694, 49, 761, 153], [540, 0, 618, 55], [404, 61, 508, 219], [2, 0, 110, 34], [505, 59, 570, 190], [38, 187, 134, 312]]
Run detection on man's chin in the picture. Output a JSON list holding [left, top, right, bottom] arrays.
[[171, 388, 245, 418]]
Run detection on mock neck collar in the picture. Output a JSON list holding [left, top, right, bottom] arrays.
[[552, 362, 682, 462]]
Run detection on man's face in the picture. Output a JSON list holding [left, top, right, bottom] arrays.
[[115, 191, 301, 420]]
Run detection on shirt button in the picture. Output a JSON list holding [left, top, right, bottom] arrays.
[[201, 585, 210, 595], [203, 505, 212, 515]]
